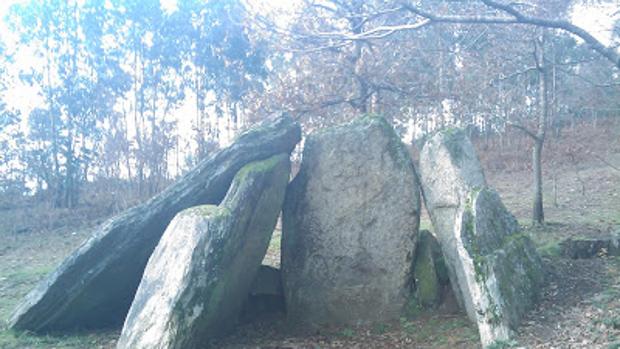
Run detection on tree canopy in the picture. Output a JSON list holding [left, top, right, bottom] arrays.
[[0, 0, 618, 215]]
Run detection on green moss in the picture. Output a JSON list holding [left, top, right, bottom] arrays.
[[460, 188, 544, 329], [486, 339, 519, 349], [461, 194, 486, 283], [312, 114, 413, 169], [362, 115, 412, 169], [0, 329, 117, 348], [404, 296, 424, 319], [413, 231, 443, 309], [414, 253, 440, 308], [232, 114, 293, 143], [438, 127, 468, 162], [181, 205, 229, 218], [232, 154, 287, 184], [486, 302, 502, 325]]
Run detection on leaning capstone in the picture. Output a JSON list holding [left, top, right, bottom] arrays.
[[117, 154, 290, 349], [419, 129, 544, 347], [9, 115, 301, 332], [282, 116, 420, 327]]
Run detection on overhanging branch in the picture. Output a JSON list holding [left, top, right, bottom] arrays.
[[401, 0, 620, 69]]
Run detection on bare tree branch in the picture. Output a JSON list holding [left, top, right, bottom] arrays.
[[557, 66, 620, 87], [491, 66, 538, 84], [507, 121, 540, 141], [401, 0, 620, 69]]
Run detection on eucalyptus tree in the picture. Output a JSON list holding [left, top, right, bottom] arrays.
[[8, 0, 130, 207], [173, 0, 267, 158], [0, 42, 25, 197], [109, 0, 267, 196], [115, 0, 185, 197]]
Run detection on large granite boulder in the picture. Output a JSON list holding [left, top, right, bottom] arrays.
[[9, 115, 301, 332], [419, 129, 544, 347], [117, 154, 290, 349], [282, 116, 420, 327]]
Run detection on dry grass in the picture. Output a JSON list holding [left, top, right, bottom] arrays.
[[0, 120, 619, 348]]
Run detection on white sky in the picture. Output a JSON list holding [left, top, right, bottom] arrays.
[[0, 0, 615, 116]]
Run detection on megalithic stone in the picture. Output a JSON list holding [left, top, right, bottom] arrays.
[[116, 154, 291, 349], [282, 116, 420, 327], [9, 114, 301, 332], [418, 129, 544, 348]]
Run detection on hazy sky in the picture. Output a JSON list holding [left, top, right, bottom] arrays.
[[0, 0, 615, 110], [0, 0, 616, 149]]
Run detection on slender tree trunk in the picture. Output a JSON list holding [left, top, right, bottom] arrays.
[[532, 137, 544, 224], [532, 31, 548, 225], [43, 3, 62, 207]]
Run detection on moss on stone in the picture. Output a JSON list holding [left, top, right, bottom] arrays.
[[438, 127, 467, 163], [461, 196, 486, 283], [181, 205, 229, 218], [414, 256, 440, 307], [232, 113, 292, 143], [233, 154, 287, 184], [362, 114, 413, 169], [460, 186, 543, 331], [310, 114, 413, 169], [404, 295, 424, 319], [413, 231, 442, 308]]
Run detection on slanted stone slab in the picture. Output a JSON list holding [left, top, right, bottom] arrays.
[[117, 154, 291, 349], [419, 129, 544, 347], [282, 116, 420, 327], [9, 115, 301, 332]]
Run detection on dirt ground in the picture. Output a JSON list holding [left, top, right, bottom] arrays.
[[0, 123, 619, 348]]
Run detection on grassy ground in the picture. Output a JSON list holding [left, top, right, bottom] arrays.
[[0, 224, 119, 348], [0, 122, 618, 348]]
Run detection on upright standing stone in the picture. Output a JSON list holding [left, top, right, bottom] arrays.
[[9, 115, 301, 332], [117, 154, 291, 349], [282, 116, 420, 327], [419, 129, 544, 347]]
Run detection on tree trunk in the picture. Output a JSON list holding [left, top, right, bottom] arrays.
[[532, 137, 544, 224], [532, 30, 548, 225]]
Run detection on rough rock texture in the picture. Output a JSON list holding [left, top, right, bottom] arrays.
[[116, 154, 290, 349], [9, 115, 301, 332], [419, 129, 544, 348], [240, 265, 285, 322], [282, 116, 420, 327], [560, 236, 620, 259], [412, 230, 449, 309]]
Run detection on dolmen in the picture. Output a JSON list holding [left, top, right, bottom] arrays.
[[8, 114, 545, 349], [9, 114, 301, 332], [419, 129, 544, 347]]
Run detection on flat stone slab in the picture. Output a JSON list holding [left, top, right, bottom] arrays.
[[9, 115, 300, 332], [117, 154, 290, 349], [560, 236, 620, 259]]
